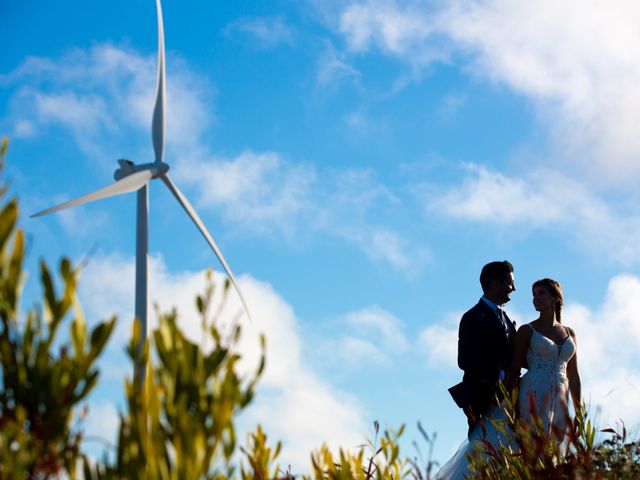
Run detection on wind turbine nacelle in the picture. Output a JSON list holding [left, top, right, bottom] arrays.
[[114, 159, 170, 181]]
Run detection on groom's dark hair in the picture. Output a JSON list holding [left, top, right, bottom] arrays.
[[480, 261, 514, 292]]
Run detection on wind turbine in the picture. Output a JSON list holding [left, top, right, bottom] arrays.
[[32, 0, 251, 372]]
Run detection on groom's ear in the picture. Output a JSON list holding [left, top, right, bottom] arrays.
[[486, 279, 498, 294]]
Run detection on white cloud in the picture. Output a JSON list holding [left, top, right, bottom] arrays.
[[317, 169, 430, 274], [34, 91, 112, 133], [175, 151, 428, 273], [13, 119, 35, 138], [224, 16, 295, 48], [418, 312, 460, 369], [344, 110, 375, 135], [54, 204, 110, 239], [76, 253, 368, 472], [82, 400, 120, 455], [4, 44, 427, 275], [314, 305, 411, 371], [1, 44, 211, 168], [77, 252, 137, 351], [344, 305, 409, 352], [316, 42, 362, 88], [176, 149, 316, 238], [242, 375, 366, 472], [338, 336, 390, 366], [421, 163, 640, 265], [332, 0, 640, 182], [438, 0, 640, 181], [330, 224, 428, 274], [360, 227, 429, 274], [563, 274, 640, 430], [338, 1, 446, 65], [438, 92, 467, 121], [424, 164, 586, 226]]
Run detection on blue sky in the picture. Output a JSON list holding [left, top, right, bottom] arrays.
[[3, 0, 640, 471]]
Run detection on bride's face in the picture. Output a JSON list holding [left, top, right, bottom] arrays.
[[532, 285, 557, 313]]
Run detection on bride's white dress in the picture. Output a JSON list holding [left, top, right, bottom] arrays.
[[435, 324, 576, 480]]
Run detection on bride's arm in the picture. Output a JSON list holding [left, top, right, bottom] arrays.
[[567, 328, 582, 411], [507, 326, 532, 391]]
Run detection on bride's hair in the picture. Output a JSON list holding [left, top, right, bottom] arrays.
[[532, 278, 564, 322]]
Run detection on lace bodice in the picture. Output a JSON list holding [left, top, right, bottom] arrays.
[[525, 327, 576, 383]]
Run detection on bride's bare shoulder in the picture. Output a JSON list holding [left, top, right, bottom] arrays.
[[515, 323, 534, 340], [517, 322, 535, 333]]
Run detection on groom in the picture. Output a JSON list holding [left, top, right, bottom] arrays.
[[449, 260, 517, 436]]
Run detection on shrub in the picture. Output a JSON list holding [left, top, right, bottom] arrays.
[[0, 137, 115, 478], [306, 422, 410, 480], [467, 383, 639, 479], [83, 274, 266, 479]]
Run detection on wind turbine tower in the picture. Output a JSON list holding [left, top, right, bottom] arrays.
[[32, 0, 251, 376]]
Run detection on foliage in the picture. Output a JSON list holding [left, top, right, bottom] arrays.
[[83, 273, 267, 479], [467, 383, 640, 479], [306, 422, 411, 480], [240, 425, 283, 480], [0, 136, 115, 478], [592, 424, 640, 478], [407, 423, 439, 480]]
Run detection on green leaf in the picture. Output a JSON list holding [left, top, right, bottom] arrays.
[[39, 259, 57, 321], [22, 313, 35, 362], [196, 295, 204, 314], [60, 257, 73, 281], [0, 136, 8, 157], [71, 315, 87, 359], [0, 200, 18, 258], [88, 317, 116, 361], [75, 369, 99, 402], [7, 229, 25, 311]]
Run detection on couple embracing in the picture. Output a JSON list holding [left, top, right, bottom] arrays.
[[436, 261, 582, 480]]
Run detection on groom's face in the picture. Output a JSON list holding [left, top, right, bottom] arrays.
[[495, 272, 516, 305]]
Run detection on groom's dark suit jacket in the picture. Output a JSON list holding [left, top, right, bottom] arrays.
[[449, 299, 516, 435]]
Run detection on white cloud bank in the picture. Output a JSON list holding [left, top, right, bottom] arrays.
[[419, 163, 640, 266], [439, 0, 640, 182], [332, 0, 640, 183], [418, 312, 460, 370], [345, 306, 409, 353], [566, 274, 640, 430], [2, 44, 428, 275], [175, 149, 429, 272], [339, 1, 447, 65], [1, 44, 210, 161], [418, 274, 640, 431], [317, 306, 411, 369], [77, 253, 368, 472]]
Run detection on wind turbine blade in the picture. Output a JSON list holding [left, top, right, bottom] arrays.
[[160, 174, 252, 321], [151, 0, 166, 163], [31, 170, 153, 218]]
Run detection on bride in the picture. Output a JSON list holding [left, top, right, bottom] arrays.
[[436, 278, 582, 479]]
